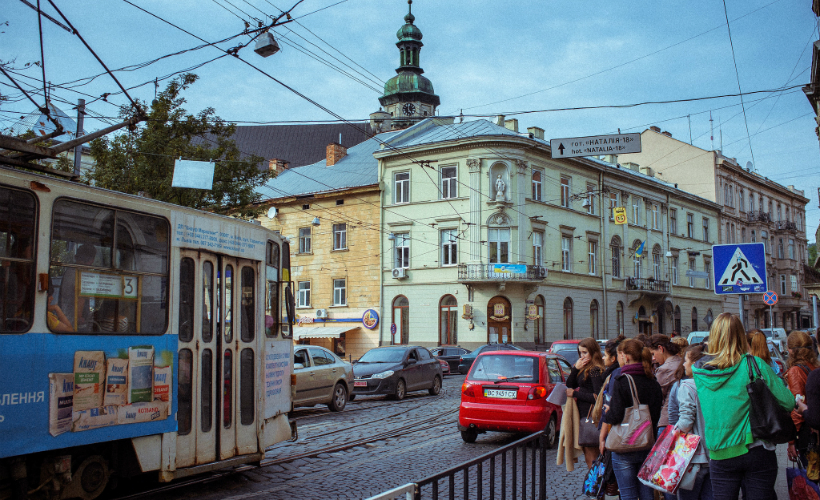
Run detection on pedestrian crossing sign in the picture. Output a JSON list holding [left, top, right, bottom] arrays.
[[712, 243, 768, 295]]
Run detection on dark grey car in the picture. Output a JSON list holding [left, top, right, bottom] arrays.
[[351, 346, 443, 401]]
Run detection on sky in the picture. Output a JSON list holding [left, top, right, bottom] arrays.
[[3, 0, 820, 238]]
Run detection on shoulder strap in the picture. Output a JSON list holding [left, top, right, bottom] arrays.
[[624, 374, 641, 406], [747, 354, 762, 381], [800, 365, 811, 376]]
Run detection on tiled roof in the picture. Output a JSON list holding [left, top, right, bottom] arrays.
[[5, 103, 87, 141]]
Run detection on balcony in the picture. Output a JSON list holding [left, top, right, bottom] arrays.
[[774, 220, 798, 232], [626, 277, 670, 293], [457, 263, 547, 283], [747, 211, 772, 223]]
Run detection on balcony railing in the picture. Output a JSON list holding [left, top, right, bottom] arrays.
[[774, 220, 798, 232], [626, 277, 670, 293], [457, 263, 547, 282], [747, 211, 772, 223]]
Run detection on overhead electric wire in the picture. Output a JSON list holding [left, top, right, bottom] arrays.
[[720, 0, 756, 171]]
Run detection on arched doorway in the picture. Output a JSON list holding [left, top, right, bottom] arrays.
[[439, 295, 457, 345], [563, 298, 573, 340], [392, 295, 409, 344], [487, 296, 512, 344]]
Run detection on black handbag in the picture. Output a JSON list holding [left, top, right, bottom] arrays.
[[746, 355, 797, 444], [578, 404, 599, 448]]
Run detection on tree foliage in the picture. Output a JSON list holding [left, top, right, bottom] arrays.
[[809, 242, 817, 266], [87, 74, 270, 218]]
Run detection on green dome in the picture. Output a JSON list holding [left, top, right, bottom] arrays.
[[397, 20, 422, 42], [383, 72, 435, 97]]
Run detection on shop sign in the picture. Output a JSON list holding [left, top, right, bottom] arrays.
[[362, 309, 379, 329]]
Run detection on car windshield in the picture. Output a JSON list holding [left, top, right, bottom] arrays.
[[470, 355, 538, 383], [358, 348, 406, 363], [762, 330, 774, 338], [554, 348, 579, 365]]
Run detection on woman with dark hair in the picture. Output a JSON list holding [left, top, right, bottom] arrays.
[[784, 330, 819, 462], [649, 334, 683, 435], [599, 339, 663, 500], [675, 344, 712, 500], [566, 337, 606, 468], [693, 313, 793, 500]]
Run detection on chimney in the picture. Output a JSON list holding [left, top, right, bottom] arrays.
[[496, 115, 505, 126], [527, 127, 545, 140], [639, 166, 654, 177], [650, 126, 661, 133], [503, 119, 519, 132], [326, 143, 347, 166], [268, 158, 289, 175], [661, 131, 672, 137]]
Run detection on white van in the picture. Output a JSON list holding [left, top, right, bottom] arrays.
[[761, 328, 788, 341], [687, 331, 710, 344]]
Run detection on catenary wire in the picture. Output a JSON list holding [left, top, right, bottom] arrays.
[[720, 0, 756, 170]]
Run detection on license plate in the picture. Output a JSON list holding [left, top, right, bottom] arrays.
[[484, 389, 517, 399], [354, 381, 368, 387]]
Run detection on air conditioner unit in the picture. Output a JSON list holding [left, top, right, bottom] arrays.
[[316, 309, 328, 318], [535, 266, 548, 279], [392, 268, 407, 279]]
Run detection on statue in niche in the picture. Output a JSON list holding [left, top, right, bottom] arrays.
[[495, 174, 506, 201]]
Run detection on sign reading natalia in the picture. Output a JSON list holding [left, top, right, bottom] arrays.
[[550, 133, 641, 159]]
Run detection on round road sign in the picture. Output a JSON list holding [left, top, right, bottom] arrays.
[[763, 291, 778, 306], [390, 323, 397, 335]]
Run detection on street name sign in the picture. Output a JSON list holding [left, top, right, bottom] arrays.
[[550, 133, 641, 159], [712, 243, 767, 295]]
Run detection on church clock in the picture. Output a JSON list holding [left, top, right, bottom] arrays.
[[402, 103, 416, 116]]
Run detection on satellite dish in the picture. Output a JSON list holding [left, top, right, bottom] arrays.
[[745, 161, 753, 172], [266, 207, 278, 219]]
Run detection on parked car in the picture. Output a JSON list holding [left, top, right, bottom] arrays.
[[430, 345, 471, 374], [687, 331, 710, 345], [293, 345, 354, 412], [438, 358, 451, 375], [457, 343, 523, 374], [458, 352, 570, 447], [546, 339, 581, 364], [761, 328, 788, 342], [351, 346, 443, 401]]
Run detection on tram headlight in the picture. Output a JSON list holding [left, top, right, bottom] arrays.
[[372, 370, 394, 379]]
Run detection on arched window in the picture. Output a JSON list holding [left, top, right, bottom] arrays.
[[534, 295, 545, 345], [632, 240, 642, 279], [439, 295, 457, 345], [674, 306, 681, 333], [616, 301, 625, 336], [652, 245, 662, 280], [691, 307, 698, 332], [590, 300, 599, 339], [563, 298, 573, 340], [610, 236, 621, 278], [392, 296, 409, 344]]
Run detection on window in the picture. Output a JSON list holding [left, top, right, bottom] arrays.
[[561, 176, 571, 208], [702, 218, 709, 242], [562, 235, 572, 272], [49, 199, 170, 334], [489, 228, 510, 264], [178, 349, 193, 435], [731, 223, 735, 243], [590, 300, 599, 339], [671, 257, 678, 285], [791, 275, 798, 293], [0, 186, 36, 333], [533, 231, 543, 266], [610, 236, 621, 278], [179, 258, 195, 342], [202, 262, 214, 342], [332, 279, 346, 306], [394, 233, 410, 269], [392, 296, 409, 344], [651, 204, 659, 229], [563, 298, 573, 340], [692, 307, 698, 331], [687, 213, 694, 238], [780, 275, 787, 295], [333, 223, 347, 250], [670, 209, 677, 234], [768, 201, 773, 220], [632, 241, 642, 278], [297, 281, 310, 308], [240, 266, 255, 342], [616, 301, 625, 336], [704, 261, 711, 289], [394, 172, 410, 204], [777, 204, 782, 221], [441, 166, 457, 199], [751, 230, 756, 242], [632, 197, 641, 225], [741, 227, 746, 243], [441, 229, 458, 266], [586, 183, 596, 215], [739, 189, 744, 211], [588, 241, 597, 275], [336, 199, 344, 206], [789, 239, 795, 260], [725, 222, 731, 243], [609, 192, 619, 219], [689, 258, 696, 287], [534, 295, 545, 344], [750, 195, 755, 213], [298, 227, 311, 253], [778, 238, 784, 259], [532, 170, 542, 201], [652, 246, 661, 280], [439, 295, 457, 345]]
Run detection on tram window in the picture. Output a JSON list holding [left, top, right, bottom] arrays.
[[267, 241, 280, 267], [49, 199, 169, 334], [0, 186, 36, 334], [179, 258, 195, 343], [265, 240, 280, 338], [281, 240, 292, 339], [201, 349, 213, 432], [178, 349, 193, 435], [240, 267, 255, 342], [223, 349, 232, 429], [240, 348, 254, 425], [202, 262, 214, 343], [224, 265, 233, 343]]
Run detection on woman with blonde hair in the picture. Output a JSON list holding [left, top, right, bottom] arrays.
[[565, 337, 606, 468], [692, 313, 794, 500], [785, 330, 819, 462]]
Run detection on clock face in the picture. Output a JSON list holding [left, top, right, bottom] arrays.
[[403, 103, 416, 116]]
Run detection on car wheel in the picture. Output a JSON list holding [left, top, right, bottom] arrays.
[[328, 383, 347, 412], [348, 394, 356, 402], [461, 428, 478, 443], [390, 379, 406, 401], [544, 415, 557, 449], [428, 375, 441, 396]]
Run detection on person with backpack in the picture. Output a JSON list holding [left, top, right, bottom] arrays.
[[785, 330, 819, 462], [692, 313, 794, 500]]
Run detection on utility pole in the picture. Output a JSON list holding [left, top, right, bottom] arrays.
[[710, 112, 714, 150], [73, 98, 85, 176], [687, 115, 692, 145]]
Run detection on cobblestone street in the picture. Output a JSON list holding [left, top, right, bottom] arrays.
[[146, 375, 587, 500]]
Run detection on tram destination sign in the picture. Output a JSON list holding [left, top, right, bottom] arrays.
[[550, 133, 641, 159]]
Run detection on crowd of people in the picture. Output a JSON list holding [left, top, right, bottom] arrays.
[[562, 312, 816, 500]]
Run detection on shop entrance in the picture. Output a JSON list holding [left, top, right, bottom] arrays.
[[487, 296, 512, 344]]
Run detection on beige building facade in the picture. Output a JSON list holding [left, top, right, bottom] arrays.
[[620, 128, 812, 330]]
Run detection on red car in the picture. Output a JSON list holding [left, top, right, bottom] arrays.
[[458, 351, 570, 447]]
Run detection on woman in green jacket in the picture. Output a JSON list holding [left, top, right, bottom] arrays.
[[692, 313, 794, 500]]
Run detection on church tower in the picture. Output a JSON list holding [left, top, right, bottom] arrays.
[[376, 0, 440, 131]]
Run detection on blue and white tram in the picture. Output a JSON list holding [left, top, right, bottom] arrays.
[[0, 166, 296, 499]]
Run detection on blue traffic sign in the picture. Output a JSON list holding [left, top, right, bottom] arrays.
[[763, 291, 778, 306], [712, 243, 768, 295]]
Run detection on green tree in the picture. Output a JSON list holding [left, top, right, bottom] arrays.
[[809, 242, 817, 266], [88, 74, 270, 218]]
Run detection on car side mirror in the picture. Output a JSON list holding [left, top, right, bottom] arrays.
[[294, 363, 304, 370], [406, 358, 416, 365]]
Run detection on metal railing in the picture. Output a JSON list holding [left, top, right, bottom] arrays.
[[626, 276, 670, 293], [774, 220, 797, 231], [457, 264, 547, 282], [747, 211, 772, 223], [365, 483, 415, 500]]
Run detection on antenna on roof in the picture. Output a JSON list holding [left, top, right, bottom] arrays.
[[710, 112, 714, 150]]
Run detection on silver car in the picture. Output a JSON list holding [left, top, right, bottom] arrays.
[[293, 346, 354, 412]]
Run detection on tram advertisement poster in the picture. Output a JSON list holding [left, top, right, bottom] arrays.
[[0, 335, 178, 459], [264, 340, 291, 419]]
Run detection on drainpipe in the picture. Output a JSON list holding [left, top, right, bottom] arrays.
[[600, 171, 609, 337], [378, 158, 385, 347], [813, 294, 818, 330]]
